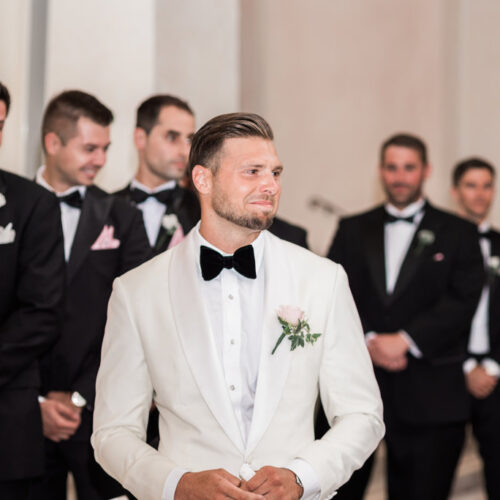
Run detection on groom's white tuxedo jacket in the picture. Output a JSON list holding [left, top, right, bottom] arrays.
[[92, 229, 384, 500]]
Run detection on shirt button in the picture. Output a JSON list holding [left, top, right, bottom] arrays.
[[228, 294, 234, 300], [230, 339, 235, 345], [229, 385, 235, 391]]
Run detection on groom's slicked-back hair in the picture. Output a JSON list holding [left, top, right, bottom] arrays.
[[188, 112, 274, 175], [42, 90, 113, 152]]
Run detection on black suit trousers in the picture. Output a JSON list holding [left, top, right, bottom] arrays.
[[470, 384, 500, 500]]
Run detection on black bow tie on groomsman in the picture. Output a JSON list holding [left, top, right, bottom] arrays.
[[384, 210, 416, 224], [479, 229, 494, 241], [130, 187, 177, 206], [200, 245, 257, 281], [58, 190, 83, 209]]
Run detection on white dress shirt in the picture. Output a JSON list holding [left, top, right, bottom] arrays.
[[36, 166, 86, 261], [463, 222, 500, 378], [162, 224, 321, 500], [130, 178, 176, 247]]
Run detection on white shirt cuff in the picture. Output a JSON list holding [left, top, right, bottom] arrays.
[[400, 331, 422, 358], [365, 331, 376, 344], [463, 358, 478, 374], [482, 358, 500, 377], [288, 458, 321, 500], [161, 467, 189, 500]]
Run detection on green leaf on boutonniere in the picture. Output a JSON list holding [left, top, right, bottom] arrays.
[[271, 306, 322, 355]]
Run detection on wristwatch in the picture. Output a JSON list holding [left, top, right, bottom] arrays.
[[71, 391, 87, 408]]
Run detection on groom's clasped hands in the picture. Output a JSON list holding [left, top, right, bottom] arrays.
[[174, 465, 303, 499]]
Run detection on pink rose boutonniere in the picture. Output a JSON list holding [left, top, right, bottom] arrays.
[[271, 305, 321, 355]]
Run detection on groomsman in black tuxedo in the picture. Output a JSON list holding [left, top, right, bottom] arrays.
[[116, 94, 309, 253], [115, 94, 200, 254], [452, 158, 500, 499], [33, 90, 151, 499], [0, 83, 65, 500], [328, 134, 484, 500]]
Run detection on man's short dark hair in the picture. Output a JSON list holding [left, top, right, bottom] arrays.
[[452, 157, 496, 186], [0, 82, 11, 115], [380, 133, 428, 165], [42, 90, 113, 150], [136, 94, 193, 135], [188, 112, 274, 175]]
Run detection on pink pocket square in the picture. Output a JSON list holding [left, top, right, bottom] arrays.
[[167, 225, 185, 249], [91, 225, 121, 250], [433, 252, 445, 262]]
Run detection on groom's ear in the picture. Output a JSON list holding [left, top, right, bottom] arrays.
[[192, 165, 212, 195]]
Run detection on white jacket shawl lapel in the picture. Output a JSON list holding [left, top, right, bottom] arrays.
[[168, 231, 245, 453]]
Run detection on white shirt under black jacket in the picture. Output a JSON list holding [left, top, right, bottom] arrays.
[[366, 198, 425, 357], [130, 178, 176, 247], [463, 221, 500, 378], [36, 165, 85, 261], [162, 223, 321, 500]]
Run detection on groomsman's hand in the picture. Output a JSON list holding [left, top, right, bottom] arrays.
[[243, 466, 303, 499], [39, 399, 81, 442], [175, 469, 264, 500], [367, 333, 409, 372], [466, 366, 498, 399]]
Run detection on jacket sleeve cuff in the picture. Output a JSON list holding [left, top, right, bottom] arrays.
[[288, 458, 321, 500], [162, 467, 189, 500], [463, 358, 478, 374], [482, 358, 500, 377]]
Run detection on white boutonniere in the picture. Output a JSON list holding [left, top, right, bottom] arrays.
[[414, 229, 435, 255], [0, 193, 6, 208], [487, 255, 500, 283], [162, 213, 180, 235], [271, 305, 321, 355], [0, 222, 16, 244]]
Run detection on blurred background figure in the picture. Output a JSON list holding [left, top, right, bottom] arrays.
[[328, 134, 483, 500], [0, 82, 65, 500], [452, 158, 500, 500], [33, 90, 151, 500]]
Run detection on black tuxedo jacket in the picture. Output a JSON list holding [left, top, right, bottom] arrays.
[[328, 202, 483, 425], [114, 183, 200, 255], [485, 229, 500, 365], [41, 185, 152, 441], [0, 169, 65, 480], [268, 217, 308, 249]]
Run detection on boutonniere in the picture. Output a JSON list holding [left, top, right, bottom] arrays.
[[0, 193, 6, 208], [162, 213, 180, 235], [0, 222, 16, 244], [487, 255, 500, 283], [414, 229, 435, 255], [271, 305, 321, 355]]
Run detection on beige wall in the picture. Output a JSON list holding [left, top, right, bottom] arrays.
[[241, 0, 475, 253], [1, 0, 499, 253]]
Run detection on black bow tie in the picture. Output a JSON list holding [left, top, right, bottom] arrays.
[[479, 229, 493, 241], [384, 211, 415, 224], [200, 245, 256, 281], [58, 191, 83, 209], [130, 187, 176, 206]]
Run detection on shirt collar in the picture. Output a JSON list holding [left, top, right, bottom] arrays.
[[479, 220, 491, 233], [195, 221, 265, 277], [36, 165, 87, 198], [385, 198, 426, 218], [131, 177, 176, 194]]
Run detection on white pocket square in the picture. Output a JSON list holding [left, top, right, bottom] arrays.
[[0, 222, 16, 244], [91, 225, 120, 250]]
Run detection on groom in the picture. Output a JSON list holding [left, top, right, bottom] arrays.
[[92, 112, 384, 500]]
